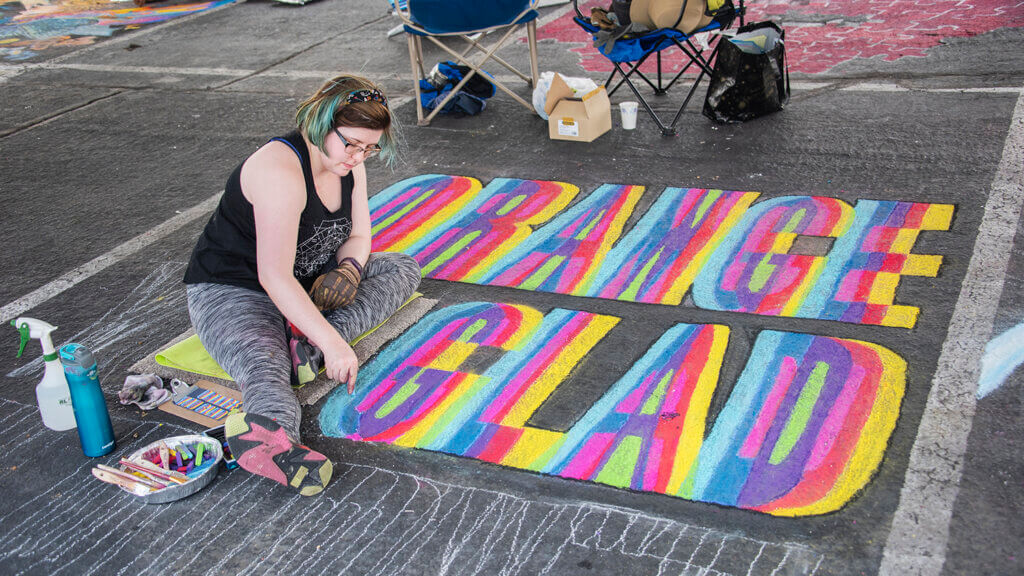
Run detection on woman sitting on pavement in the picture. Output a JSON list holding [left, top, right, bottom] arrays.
[[183, 75, 421, 496]]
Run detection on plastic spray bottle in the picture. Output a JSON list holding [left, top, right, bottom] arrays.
[[12, 317, 77, 431], [60, 343, 115, 457]]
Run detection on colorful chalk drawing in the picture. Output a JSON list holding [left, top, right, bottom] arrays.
[[321, 302, 907, 516], [538, 0, 1024, 75], [685, 331, 905, 516], [0, 0, 235, 61], [588, 186, 757, 304], [322, 173, 952, 517], [694, 197, 953, 328], [371, 174, 579, 282], [370, 174, 953, 328], [323, 302, 618, 457]]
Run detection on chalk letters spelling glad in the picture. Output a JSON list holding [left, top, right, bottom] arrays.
[[320, 303, 904, 516], [320, 175, 946, 516]]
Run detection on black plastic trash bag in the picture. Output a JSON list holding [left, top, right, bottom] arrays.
[[703, 21, 790, 123]]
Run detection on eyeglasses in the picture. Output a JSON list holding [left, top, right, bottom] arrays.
[[333, 128, 382, 159]]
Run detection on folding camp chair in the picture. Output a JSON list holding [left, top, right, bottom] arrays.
[[398, 0, 541, 126], [572, 0, 744, 135]]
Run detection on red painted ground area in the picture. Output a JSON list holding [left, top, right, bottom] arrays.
[[539, 0, 1024, 74]]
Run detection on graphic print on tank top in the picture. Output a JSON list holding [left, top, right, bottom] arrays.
[[294, 217, 352, 277]]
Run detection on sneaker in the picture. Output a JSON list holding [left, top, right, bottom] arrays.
[[289, 337, 322, 388], [225, 411, 332, 496]]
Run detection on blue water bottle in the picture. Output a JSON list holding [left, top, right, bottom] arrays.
[[59, 343, 115, 457]]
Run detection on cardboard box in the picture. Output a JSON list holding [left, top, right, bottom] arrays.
[[545, 73, 612, 142]]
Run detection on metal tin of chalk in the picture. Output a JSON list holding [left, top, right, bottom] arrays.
[[118, 434, 222, 504]]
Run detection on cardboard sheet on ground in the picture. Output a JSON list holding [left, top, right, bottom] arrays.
[[157, 379, 242, 428], [154, 294, 422, 381]]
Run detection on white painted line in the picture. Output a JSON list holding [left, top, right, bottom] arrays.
[[494, 0, 577, 45], [536, 0, 570, 8], [790, 81, 832, 91], [926, 87, 1024, 94], [12, 62, 531, 87], [257, 69, 364, 79], [388, 95, 413, 109], [0, 192, 221, 324], [842, 83, 1022, 94], [13, 60, 1020, 97], [219, 70, 427, 84], [880, 85, 1024, 574], [38, 62, 251, 77], [0, 66, 23, 83], [535, 0, 577, 28]]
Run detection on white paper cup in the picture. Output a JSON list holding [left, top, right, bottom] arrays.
[[620, 101, 638, 130]]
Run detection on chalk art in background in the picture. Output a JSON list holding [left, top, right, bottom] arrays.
[[0, 399, 826, 575], [0, 0, 235, 61], [538, 0, 1024, 75], [321, 302, 907, 516], [370, 174, 953, 329], [977, 322, 1024, 399]]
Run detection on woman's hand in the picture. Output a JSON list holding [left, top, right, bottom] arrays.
[[321, 337, 358, 394]]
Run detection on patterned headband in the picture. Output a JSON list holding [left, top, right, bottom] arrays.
[[345, 88, 388, 107]]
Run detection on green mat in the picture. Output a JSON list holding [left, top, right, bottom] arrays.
[[155, 293, 421, 381]]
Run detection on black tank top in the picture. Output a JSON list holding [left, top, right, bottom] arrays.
[[184, 131, 354, 292]]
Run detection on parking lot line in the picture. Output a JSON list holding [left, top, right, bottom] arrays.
[[880, 84, 1024, 575], [0, 192, 221, 324]]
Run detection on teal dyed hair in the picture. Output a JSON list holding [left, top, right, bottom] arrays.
[[295, 75, 397, 168]]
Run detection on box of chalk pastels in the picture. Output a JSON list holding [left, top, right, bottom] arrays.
[[202, 424, 238, 470]]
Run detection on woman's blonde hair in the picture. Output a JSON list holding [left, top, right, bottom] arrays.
[[295, 75, 397, 167]]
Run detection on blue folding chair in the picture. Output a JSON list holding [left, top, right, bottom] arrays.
[[573, 0, 744, 135], [398, 0, 541, 126]]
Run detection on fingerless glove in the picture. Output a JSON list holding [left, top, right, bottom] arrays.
[[309, 258, 363, 311]]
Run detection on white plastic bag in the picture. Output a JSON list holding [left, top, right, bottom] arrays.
[[533, 71, 600, 120]]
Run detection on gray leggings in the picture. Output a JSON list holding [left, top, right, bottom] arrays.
[[186, 252, 421, 442]]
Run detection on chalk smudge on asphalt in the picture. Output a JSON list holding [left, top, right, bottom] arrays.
[[976, 322, 1024, 399], [6, 261, 189, 387]]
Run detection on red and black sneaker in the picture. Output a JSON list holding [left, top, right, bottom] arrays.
[[225, 411, 332, 496], [286, 322, 322, 389]]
